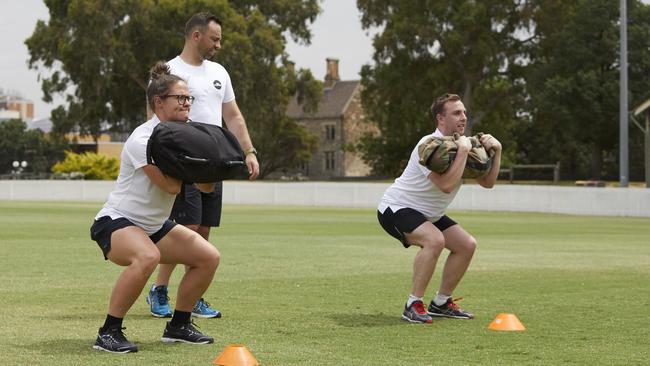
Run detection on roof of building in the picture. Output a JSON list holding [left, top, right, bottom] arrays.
[[287, 80, 360, 119], [26, 117, 52, 133], [0, 94, 32, 103]]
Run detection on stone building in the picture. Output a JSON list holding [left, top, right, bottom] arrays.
[[286, 58, 377, 179]]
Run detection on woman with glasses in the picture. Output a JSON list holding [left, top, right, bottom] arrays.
[[90, 61, 220, 353]]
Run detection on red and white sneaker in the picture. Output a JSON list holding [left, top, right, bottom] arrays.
[[402, 300, 433, 323]]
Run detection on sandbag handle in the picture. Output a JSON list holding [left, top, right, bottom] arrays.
[[223, 160, 245, 167], [475, 132, 497, 158], [180, 155, 209, 164], [455, 131, 496, 158]]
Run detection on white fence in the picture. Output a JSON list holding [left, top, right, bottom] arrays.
[[1, 180, 649, 217]]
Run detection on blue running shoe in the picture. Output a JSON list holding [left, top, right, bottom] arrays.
[[146, 285, 172, 318], [191, 298, 221, 318]]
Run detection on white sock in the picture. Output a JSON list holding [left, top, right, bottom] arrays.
[[433, 292, 451, 306], [407, 294, 423, 307]]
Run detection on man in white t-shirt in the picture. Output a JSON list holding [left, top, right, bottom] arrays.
[[377, 93, 502, 323], [146, 12, 259, 319]]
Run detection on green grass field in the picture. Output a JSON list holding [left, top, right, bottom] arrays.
[[0, 201, 649, 366]]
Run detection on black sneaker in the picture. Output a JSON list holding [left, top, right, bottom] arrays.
[[401, 300, 433, 323], [92, 326, 138, 353], [427, 297, 474, 319], [161, 320, 214, 344]]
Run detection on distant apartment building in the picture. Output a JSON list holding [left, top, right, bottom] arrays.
[[26, 117, 125, 159], [0, 92, 34, 122], [0, 89, 123, 159], [287, 58, 378, 179], [0, 109, 20, 121]]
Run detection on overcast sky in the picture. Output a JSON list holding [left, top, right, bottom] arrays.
[[2, 1, 646, 120], [0, 0, 376, 120]]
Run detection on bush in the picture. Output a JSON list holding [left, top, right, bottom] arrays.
[[51, 151, 119, 180]]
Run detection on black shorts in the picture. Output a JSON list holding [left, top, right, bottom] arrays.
[[377, 207, 457, 248], [170, 182, 223, 227], [90, 216, 177, 260]]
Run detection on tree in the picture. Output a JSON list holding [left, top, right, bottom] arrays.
[[356, 0, 530, 176], [0, 119, 67, 175], [522, 0, 650, 180], [26, 0, 322, 178]]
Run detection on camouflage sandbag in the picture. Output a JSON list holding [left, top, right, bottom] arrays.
[[418, 132, 495, 179]]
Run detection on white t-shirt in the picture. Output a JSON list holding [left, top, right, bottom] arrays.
[[167, 56, 235, 127], [95, 115, 177, 235], [378, 129, 461, 221]]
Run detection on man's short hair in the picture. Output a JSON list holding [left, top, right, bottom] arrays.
[[430, 93, 461, 122], [185, 12, 222, 38]]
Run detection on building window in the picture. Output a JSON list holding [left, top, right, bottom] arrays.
[[324, 151, 335, 171], [325, 125, 336, 140]]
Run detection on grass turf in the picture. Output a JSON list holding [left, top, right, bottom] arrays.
[[0, 201, 649, 365]]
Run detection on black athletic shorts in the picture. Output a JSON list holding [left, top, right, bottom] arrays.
[[170, 182, 223, 227], [377, 207, 457, 248], [90, 216, 177, 260]]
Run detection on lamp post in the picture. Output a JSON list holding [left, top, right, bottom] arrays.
[[619, 0, 629, 187], [11, 160, 28, 178]]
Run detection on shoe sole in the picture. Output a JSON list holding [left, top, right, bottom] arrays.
[[427, 311, 473, 320], [160, 337, 213, 344], [401, 314, 432, 324], [92, 345, 137, 353], [151, 311, 172, 318], [191, 312, 221, 318]]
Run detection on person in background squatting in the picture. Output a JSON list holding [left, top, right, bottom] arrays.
[[377, 93, 502, 323]]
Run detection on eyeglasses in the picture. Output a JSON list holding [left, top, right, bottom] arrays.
[[160, 94, 195, 105]]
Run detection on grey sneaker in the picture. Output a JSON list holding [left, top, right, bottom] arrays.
[[161, 320, 214, 344], [427, 297, 474, 319], [93, 326, 138, 353]]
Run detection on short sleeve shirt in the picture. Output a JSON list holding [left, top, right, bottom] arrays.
[[167, 56, 235, 127], [378, 129, 461, 221], [95, 115, 177, 234]]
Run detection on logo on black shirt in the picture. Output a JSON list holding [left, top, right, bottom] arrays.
[[213, 80, 222, 90]]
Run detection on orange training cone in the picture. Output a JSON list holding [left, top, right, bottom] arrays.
[[213, 344, 260, 366], [488, 313, 526, 331]]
